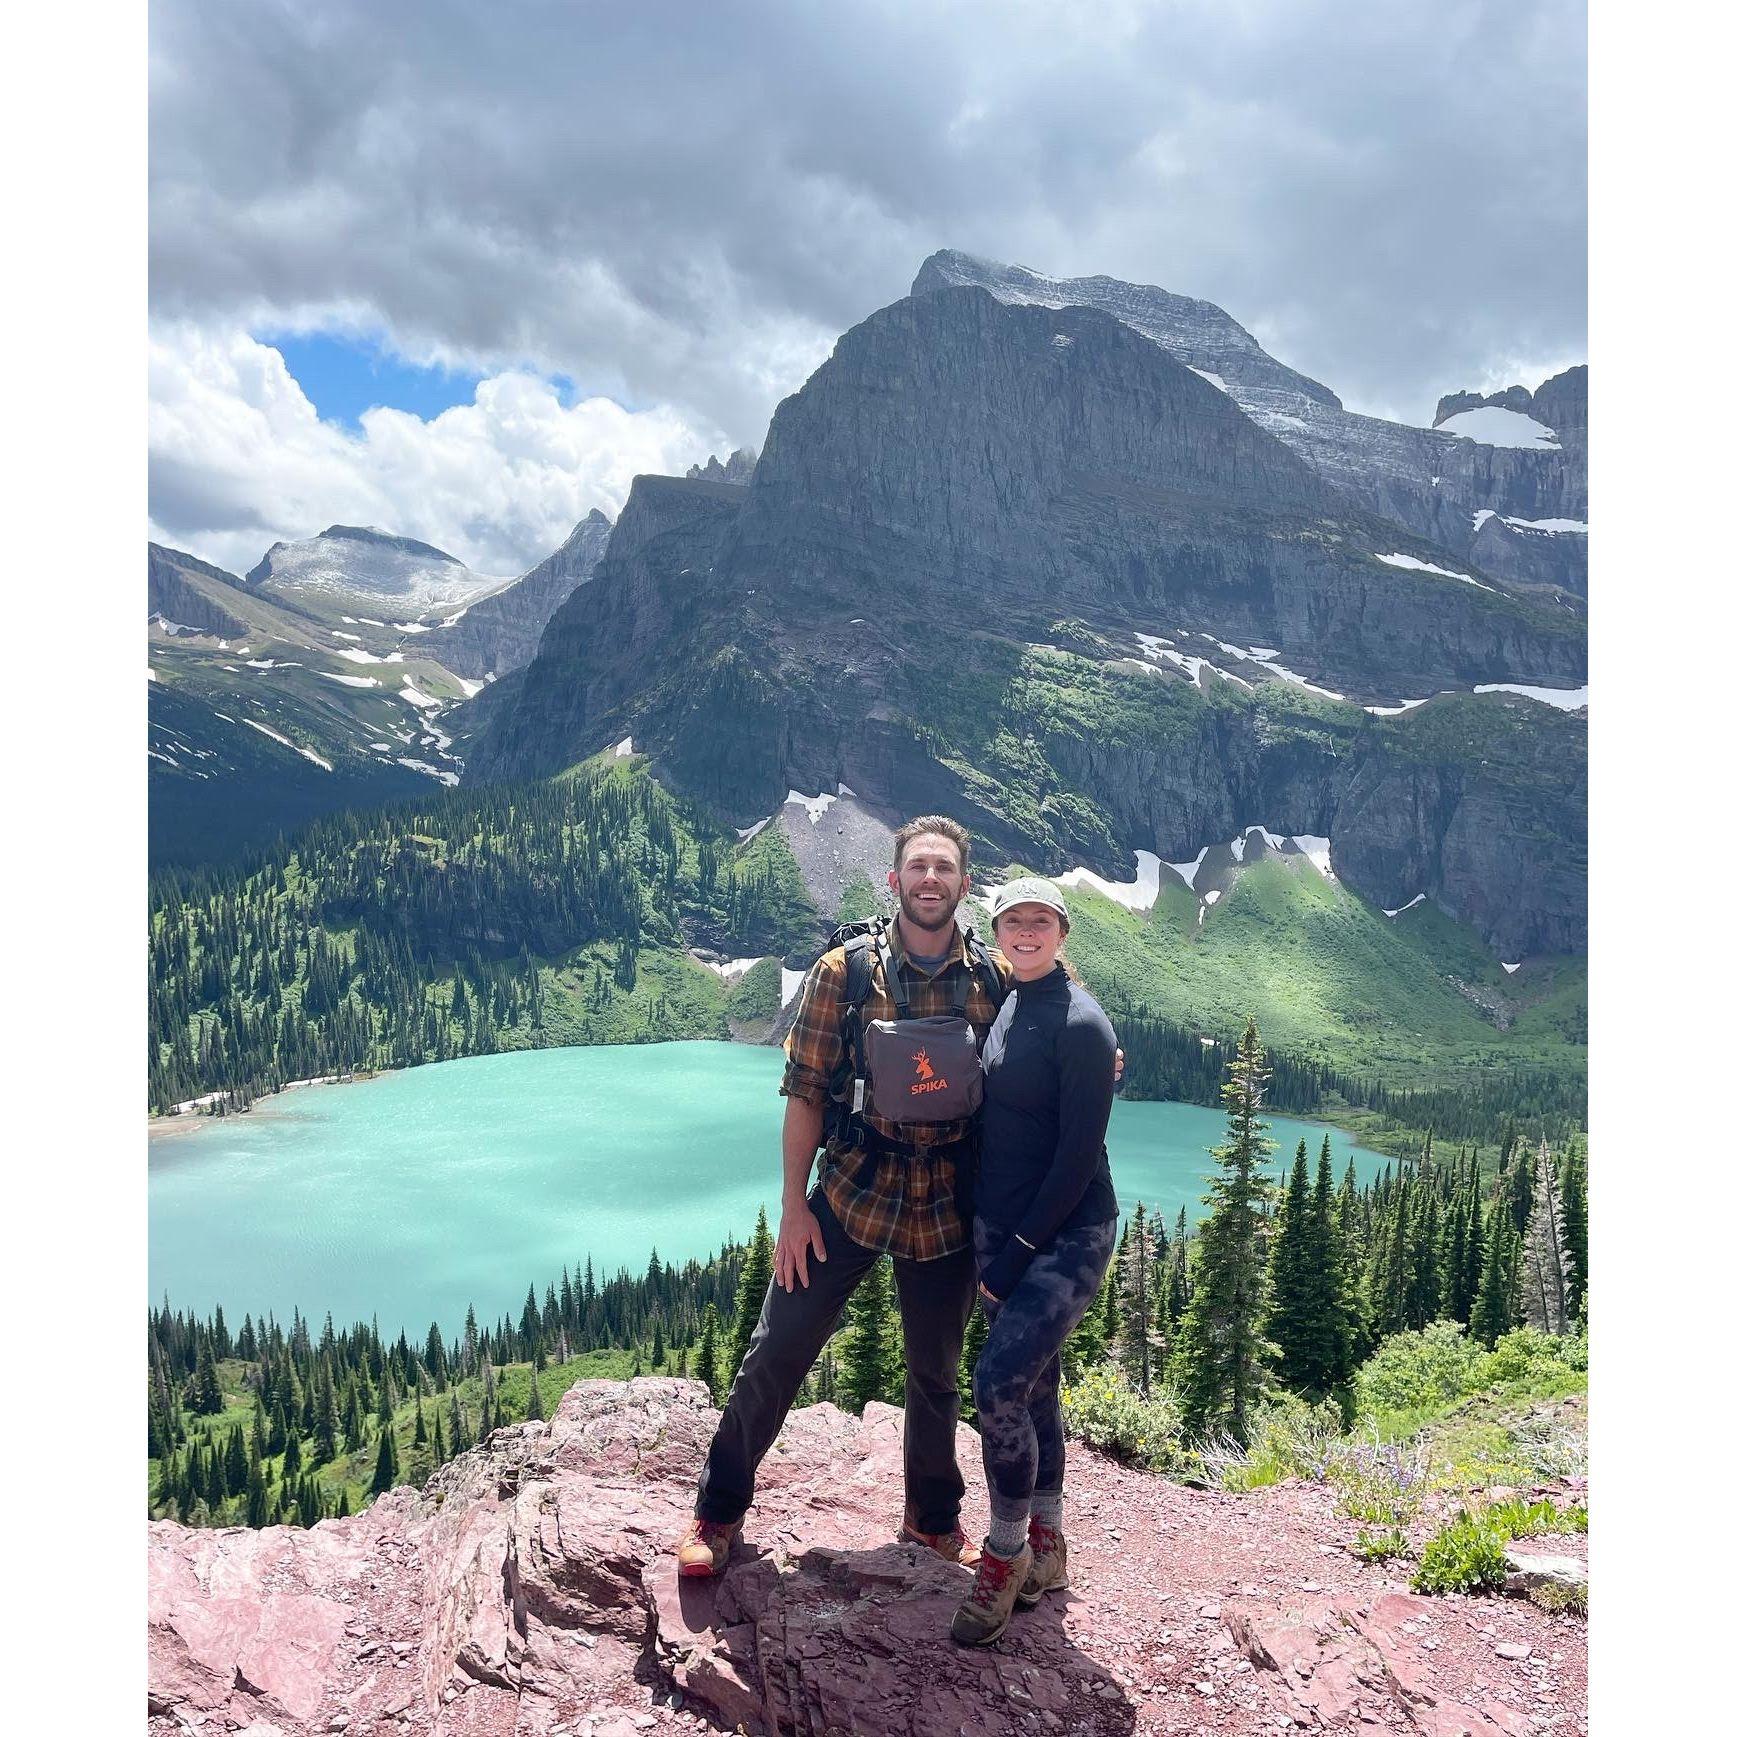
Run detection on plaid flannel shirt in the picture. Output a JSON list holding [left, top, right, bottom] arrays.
[[781, 920, 1007, 1260]]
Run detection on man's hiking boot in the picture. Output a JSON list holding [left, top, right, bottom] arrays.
[[950, 1541, 1032, 1646], [900, 1511, 982, 1568], [676, 1514, 741, 1578], [1017, 1519, 1068, 1606]]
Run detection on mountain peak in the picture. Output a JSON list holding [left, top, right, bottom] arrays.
[[911, 249, 1342, 413], [246, 525, 507, 611], [685, 448, 758, 486]]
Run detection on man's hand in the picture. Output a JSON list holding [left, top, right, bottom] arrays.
[[1114, 1046, 1124, 1083], [775, 1197, 828, 1291]]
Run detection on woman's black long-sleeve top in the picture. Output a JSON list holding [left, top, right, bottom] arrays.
[[975, 964, 1119, 1299]]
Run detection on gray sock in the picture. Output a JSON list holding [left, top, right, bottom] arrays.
[[1030, 1489, 1063, 1531], [986, 1499, 1029, 1559]]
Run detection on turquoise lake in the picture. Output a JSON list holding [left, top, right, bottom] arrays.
[[148, 1043, 1385, 1335]]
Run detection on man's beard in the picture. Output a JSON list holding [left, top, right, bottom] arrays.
[[898, 885, 963, 934]]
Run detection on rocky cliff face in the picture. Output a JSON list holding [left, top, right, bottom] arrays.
[[148, 1378, 1585, 1737], [148, 545, 255, 638], [471, 277, 1585, 956], [428, 510, 614, 679], [917, 252, 1586, 591]]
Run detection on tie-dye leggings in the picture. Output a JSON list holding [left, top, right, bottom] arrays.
[[971, 1215, 1118, 1528]]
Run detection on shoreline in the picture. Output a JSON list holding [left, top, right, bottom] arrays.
[[148, 1071, 366, 1139]]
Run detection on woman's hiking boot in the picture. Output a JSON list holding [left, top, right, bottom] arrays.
[[900, 1509, 982, 1568], [676, 1515, 741, 1578], [949, 1541, 1033, 1646], [1017, 1519, 1069, 1606]]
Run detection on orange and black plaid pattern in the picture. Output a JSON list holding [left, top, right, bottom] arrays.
[[782, 922, 1007, 1260]]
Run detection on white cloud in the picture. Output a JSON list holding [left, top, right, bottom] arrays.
[[147, 323, 721, 575], [150, 0, 1585, 443]]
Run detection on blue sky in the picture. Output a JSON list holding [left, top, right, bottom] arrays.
[[261, 331, 484, 428]]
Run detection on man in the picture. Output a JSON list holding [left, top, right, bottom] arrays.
[[677, 814, 1001, 1574]]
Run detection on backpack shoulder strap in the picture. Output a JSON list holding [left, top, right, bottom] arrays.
[[960, 923, 1008, 1014]]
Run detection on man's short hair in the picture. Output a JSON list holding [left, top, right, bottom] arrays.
[[892, 815, 972, 874]]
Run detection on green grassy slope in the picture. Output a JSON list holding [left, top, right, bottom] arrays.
[[1011, 853, 1583, 1092]]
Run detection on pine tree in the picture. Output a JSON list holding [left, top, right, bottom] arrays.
[[693, 1304, 722, 1405], [726, 1207, 775, 1389], [1115, 1202, 1160, 1396], [1170, 1020, 1279, 1442], [1469, 1212, 1514, 1347], [191, 1338, 223, 1415], [245, 1459, 270, 1528], [1560, 1137, 1588, 1325], [1310, 1137, 1352, 1388], [1519, 1138, 1573, 1335], [839, 1257, 898, 1413], [313, 1362, 339, 1465], [528, 1366, 545, 1421], [370, 1423, 399, 1495], [1265, 1143, 1315, 1388]]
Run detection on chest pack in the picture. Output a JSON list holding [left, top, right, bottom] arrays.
[[824, 916, 1005, 1146]]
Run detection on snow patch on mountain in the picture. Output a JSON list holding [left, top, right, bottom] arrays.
[[786, 790, 837, 825], [321, 672, 381, 689], [1436, 407, 1560, 449], [698, 955, 769, 981], [1059, 850, 1166, 911], [781, 968, 806, 1007], [1502, 516, 1587, 534], [1377, 553, 1497, 593], [1383, 893, 1427, 917], [1473, 683, 1589, 711], [241, 717, 331, 771]]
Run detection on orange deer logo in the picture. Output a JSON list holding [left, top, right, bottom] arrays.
[[913, 1048, 935, 1081]]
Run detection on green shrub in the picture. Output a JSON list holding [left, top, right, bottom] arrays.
[[1060, 1366, 1188, 1472], [1352, 1527, 1409, 1564], [1477, 1328, 1588, 1393], [1204, 1394, 1347, 1491], [1412, 1495, 1587, 1596], [1355, 1321, 1485, 1418], [1413, 1507, 1511, 1594]]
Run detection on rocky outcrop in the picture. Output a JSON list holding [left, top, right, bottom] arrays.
[[148, 545, 255, 638], [686, 448, 758, 486], [918, 251, 1586, 585], [148, 1379, 1586, 1737], [427, 511, 614, 679], [1434, 386, 1537, 425], [149, 1382, 1591, 1737]]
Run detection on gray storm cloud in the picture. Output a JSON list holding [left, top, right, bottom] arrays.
[[150, 0, 1585, 451]]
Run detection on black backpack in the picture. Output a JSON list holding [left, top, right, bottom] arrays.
[[821, 914, 1006, 1149]]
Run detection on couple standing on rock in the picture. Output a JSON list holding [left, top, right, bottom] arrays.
[[677, 815, 1121, 1647]]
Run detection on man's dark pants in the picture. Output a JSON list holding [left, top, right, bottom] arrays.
[[695, 1186, 977, 1534]]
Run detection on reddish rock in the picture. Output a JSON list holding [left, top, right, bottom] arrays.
[[148, 1378, 1586, 1736]]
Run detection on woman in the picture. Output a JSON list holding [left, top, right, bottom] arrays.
[[952, 876, 1120, 1646]]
